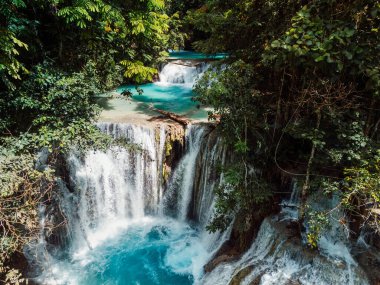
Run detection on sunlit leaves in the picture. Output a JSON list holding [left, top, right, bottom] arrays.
[[341, 151, 380, 231], [58, 6, 93, 27], [306, 210, 329, 248], [149, 0, 165, 9], [131, 19, 146, 34], [0, 0, 29, 87], [120, 60, 157, 83], [54, 0, 172, 81], [57, 0, 125, 29], [0, 37, 28, 86]]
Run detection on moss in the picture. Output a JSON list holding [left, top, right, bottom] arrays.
[[155, 127, 161, 143], [161, 124, 186, 183], [162, 165, 170, 183], [165, 140, 173, 157]]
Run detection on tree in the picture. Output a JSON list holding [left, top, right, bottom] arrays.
[[193, 0, 380, 247]]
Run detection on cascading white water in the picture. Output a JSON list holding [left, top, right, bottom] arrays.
[[193, 135, 226, 227], [31, 122, 373, 285], [29, 58, 374, 284], [279, 179, 300, 221], [159, 62, 209, 85], [163, 125, 206, 220], [202, 223, 368, 285], [201, 183, 370, 285], [33, 122, 229, 285], [64, 123, 163, 252], [97, 122, 163, 214]]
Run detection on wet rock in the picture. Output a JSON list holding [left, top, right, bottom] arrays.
[[335, 260, 346, 269], [285, 280, 301, 285], [6, 251, 36, 284], [204, 253, 239, 273], [248, 274, 264, 285], [204, 241, 240, 272], [161, 123, 185, 184], [229, 265, 254, 285], [230, 200, 277, 254], [285, 220, 301, 239], [372, 232, 380, 251], [354, 249, 380, 284]]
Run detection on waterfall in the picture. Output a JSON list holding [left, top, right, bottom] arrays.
[[29, 122, 373, 285], [44, 123, 163, 259], [279, 179, 300, 221], [29, 50, 373, 284], [32, 122, 230, 285], [192, 134, 226, 227], [162, 125, 206, 220], [159, 61, 209, 85], [202, 218, 369, 285], [201, 183, 370, 285]]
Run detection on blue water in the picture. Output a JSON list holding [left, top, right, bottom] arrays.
[[42, 218, 209, 285], [168, 51, 228, 60], [116, 83, 208, 119]]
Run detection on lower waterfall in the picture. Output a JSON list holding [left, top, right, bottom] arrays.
[[31, 122, 228, 285], [29, 122, 371, 285], [201, 182, 370, 285]]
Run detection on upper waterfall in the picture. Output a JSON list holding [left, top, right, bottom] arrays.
[[158, 61, 209, 86], [100, 60, 211, 122]]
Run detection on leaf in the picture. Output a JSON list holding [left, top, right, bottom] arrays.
[[271, 40, 281, 48], [149, 0, 165, 9], [343, 51, 353, 60]]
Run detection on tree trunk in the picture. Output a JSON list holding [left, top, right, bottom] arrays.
[[153, 108, 190, 126], [299, 110, 321, 224], [273, 69, 285, 140], [364, 98, 375, 136]]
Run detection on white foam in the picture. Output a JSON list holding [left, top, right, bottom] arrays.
[[159, 62, 209, 86]]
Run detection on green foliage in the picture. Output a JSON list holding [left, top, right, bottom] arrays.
[[207, 164, 272, 233], [167, 12, 188, 50], [306, 210, 330, 248], [54, 0, 171, 80], [1, 0, 184, 89], [0, 32, 28, 80], [195, 60, 269, 151], [0, 147, 54, 284], [192, 0, 380, 242], [266, 6, 356, 72], [57, 0, 110, 28], [264, 1, 380, 93], [326, 117, 370, 165], [0, 0, 29, 88], [120, 60, 158, 83], [188, 0, 300, 59], [0, 62, 100, 134], [341, 151, 380, 232]]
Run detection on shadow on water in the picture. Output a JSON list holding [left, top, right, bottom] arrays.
[[96, 96, 115, 111], [94, 83, 209, 120], [98, 93, 209, 121]]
